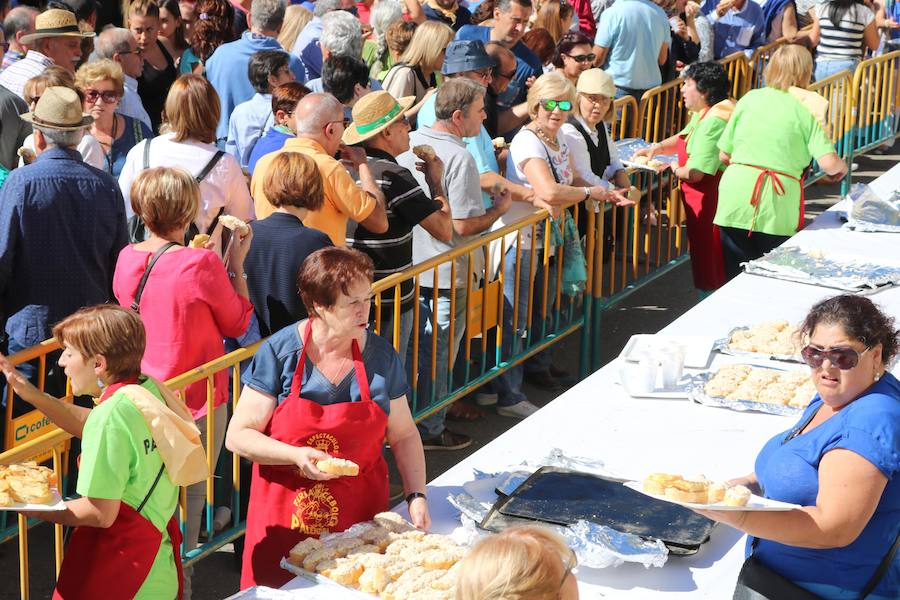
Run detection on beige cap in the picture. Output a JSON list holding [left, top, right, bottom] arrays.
[[20, 86, 93, 131], [576, 69, 616, 98]]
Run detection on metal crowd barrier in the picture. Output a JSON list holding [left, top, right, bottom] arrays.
[[638, 77, 688, 143], [806, 70, 854, 185], [719, 51, 752, 99], [748, 38, 788, 89]]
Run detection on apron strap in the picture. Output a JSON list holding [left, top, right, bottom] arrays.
[[288, 320, 314, 398], [136, 464, 166, 514], [731, 163, 803, 236], [351, 338, 372, 404], [289, 321, 372, 404]]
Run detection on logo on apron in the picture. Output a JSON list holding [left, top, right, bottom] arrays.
[[306, 432, 340, 455], [290, 483, 340, 534]]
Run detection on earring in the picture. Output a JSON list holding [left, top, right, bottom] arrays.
[[96, 376, 105, 390]]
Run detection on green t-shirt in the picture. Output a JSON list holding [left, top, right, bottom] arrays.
[[679, 105, 729, 176], [77, 377, 179, 600], [362, 39, 394, 81], [714, 87, 835, 236]]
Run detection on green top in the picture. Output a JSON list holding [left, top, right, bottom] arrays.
[[362, 39, 394, 81], [679, 104, 730, 176], [77, 377, 179, 600], [714, 87, 835, 236]]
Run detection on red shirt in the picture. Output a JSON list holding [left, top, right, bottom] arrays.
[[356, 1, 372, 24], [113, 246, 253, 419]]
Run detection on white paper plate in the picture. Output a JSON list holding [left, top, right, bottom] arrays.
[[617, 367, 693, 399], [623, 481, 800, 512], [0, 487, 65, 512], [620, 334, 715, 368]]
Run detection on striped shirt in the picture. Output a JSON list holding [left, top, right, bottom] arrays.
[[0, 50, 53, 100], [348, 148, 440, 318], [814, 1, 874, 61]]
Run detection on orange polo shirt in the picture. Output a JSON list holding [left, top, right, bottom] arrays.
[[250, 137, 377, 245]]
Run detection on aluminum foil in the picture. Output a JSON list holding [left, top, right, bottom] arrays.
[[843, 184, 900, 233], [713, 326, 804, 363], [688, 371, 806, 417], [279, 559, 373, 598], [225, 586, 306, 600], [743, 246, 900, 293], [615, 137, 677, 172]]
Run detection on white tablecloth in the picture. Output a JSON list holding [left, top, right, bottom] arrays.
[[278, 165, 900, 599]]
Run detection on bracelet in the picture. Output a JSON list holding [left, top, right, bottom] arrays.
[[582, 187, 591, 201], [405, 492, 427, 504], [228, 271, 248, 280]]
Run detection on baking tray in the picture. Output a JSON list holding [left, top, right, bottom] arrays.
[[480, 467, 715, 555], [713, 326, 804, 363], [687, 371, 808, 416], [615, 138, 677, 172]]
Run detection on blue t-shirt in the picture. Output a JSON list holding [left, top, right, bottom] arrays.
[[752, 373, 900, 599], [242, 322, 409, 415], [701, 0, 766, 59], [107, 115, 152, 179], [593, 0, 671, 91], [455, 25, 541, 107], [248, 126, 293, 176]]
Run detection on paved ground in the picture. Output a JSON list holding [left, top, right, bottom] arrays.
[[1, 141, 895, 600]]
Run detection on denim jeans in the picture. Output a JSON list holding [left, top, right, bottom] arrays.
[[481, 294, 528, 407], [814, 59, 858, 82], [414, 287, 467, 438]]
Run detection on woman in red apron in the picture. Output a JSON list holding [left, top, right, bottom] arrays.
[[0, 305, 188, 600], [226, 247, 430, 589], [634, 62, 733, 293]]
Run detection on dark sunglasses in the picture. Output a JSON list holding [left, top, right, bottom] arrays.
[[85, 89, 120, 104], [541, 99, 572, 112], [565, 53, 596, 64], [800, 345, 871, 370]]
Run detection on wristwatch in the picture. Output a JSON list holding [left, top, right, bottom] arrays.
[[582, 187, 591, 201], [405, 492, 427, 504]]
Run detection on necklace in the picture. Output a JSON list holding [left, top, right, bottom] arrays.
[[534, 125, 559, 149]]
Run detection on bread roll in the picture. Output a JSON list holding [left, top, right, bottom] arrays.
[[412, 145, 436, 161], [188, 233, 210, 249], [375, 511, 415, 533], [359, 565, 391, 594], [316, 457, 359, 476], [491, 137, 508, 150], [642, 472, 682, 496], [664, 487, 708, 504], [631, 155, 650, 165], [288, 537, 323, 566], [217, 214, 249, 233], [723, 485, 751, 507], [707, 482, 728, 504]]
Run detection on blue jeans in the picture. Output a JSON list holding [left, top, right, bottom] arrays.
[[814, 59, 858, 82], [481, 294, 528, 407], [414, 288, 467, 438]]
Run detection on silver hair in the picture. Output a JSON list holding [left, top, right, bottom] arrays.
[[251, 0, 287, 32], [293, 92, 343, 135], [370, 0, 403, 62], [313, 0, 341, 18], [94, 27, 134, 60], [319, 10, 362, 58], [3, 7, 37, 44], [35, 125, 85, 149]]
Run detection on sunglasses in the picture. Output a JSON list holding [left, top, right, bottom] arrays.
[[85, 89, 120, 104], [800, 345, 871, 370], [558, 548, 577, 591], [565, 53, 596, 64], [541, 99, 573, 112]]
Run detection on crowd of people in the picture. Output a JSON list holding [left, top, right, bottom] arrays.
[[0, 0, 896, 598]]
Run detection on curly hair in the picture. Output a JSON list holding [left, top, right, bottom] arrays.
[[683, 61, 730, 106], [551, 30, 592, 68], [190, 0, 236, 64], [800, 295, 899, 366]]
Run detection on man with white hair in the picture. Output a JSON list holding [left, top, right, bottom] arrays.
[[1, 6, 37, 71], [205, 0, 305, 144], [250, 92, 388, 242], [291, 0, 345, 79], [303, 10, 383, 93], [0, 8, 93, 99], [93, 27, 151, 129]]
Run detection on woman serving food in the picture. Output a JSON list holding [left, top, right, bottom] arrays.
[[696, 295, 900, 599], [226, 246, 429, 589]]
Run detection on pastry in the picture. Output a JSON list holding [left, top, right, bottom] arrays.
[[723, 485, 751, 507], [707, 482, 728, 504], [642, 472, 683, 496], [288, 537, 323, 566], [491, 137, 508, 150], [420, 548, 463, 570], [302, 546, 340, 572], [318, 557, 364, 585], [217, 214, 249, 234], [188, 233, 210, 248], [375, 511, 415, 533], [316, 457, 359, 476], [359, 565, 391, 594], [631, 155, 650, 165], [663, 477, 709, 504], [412, 145, 436, 161]]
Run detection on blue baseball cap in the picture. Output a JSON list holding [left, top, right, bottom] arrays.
[[441, 40, 497, 76]]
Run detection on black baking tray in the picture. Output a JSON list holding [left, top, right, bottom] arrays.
[[480, 467, 715, 554]]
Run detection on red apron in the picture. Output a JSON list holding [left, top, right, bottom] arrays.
[[240, 321, 389, 589], [54, 380, 184, 600], [676, 108, 726, 290], [731, 163, 806, 235]]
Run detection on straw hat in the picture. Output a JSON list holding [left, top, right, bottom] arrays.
[[576, 69, 616, 98], [20, 86, 94, 131], [343, 91, 415, 145], [20, 9, 95, 45]]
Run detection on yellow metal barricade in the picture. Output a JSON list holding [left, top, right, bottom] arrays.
[[611, 95, 639, 141], [638, 77, 687, 143], [748, 38, 787, 89], [847, 50, 900, 157], [806, 70, 854, 184], [719, 51, 752, 99]]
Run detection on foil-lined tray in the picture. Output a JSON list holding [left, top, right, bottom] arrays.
[[616, 137, 677, 172], [842, 184, 900, 233], [713, 326, 804, 363], [743, 246, 900, 294], [687, 371, 806, 417]]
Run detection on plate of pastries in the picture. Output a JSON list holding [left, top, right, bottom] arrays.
[[0, 462, 64, 511], [625, 474, 799, 512]]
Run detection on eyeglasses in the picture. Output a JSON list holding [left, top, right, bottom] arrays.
[[800, 345, 871, 370], [565, 53, 596, 64], [473, 67, 493, 80], [324, 119, 347, 132], [496, 68, 517, 80], [541, 99, 573, 112], [558, 548, 577, 592], [118, 48, 143, 56], [581, 93, 610, 106], [84, 89, 121, 104]]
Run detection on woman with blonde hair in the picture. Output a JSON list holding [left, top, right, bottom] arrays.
[[381, 20, 454, 115], [75, 59, 152, 177], [113, 166, 253, 600], [277, 4, 313, 56], [534, 0, 575, 43], [713, 44, 847, 280], [118, 74, 254, 253], [456, 526, 579, 599]]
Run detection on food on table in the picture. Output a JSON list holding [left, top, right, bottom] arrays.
[[704, 364, 815, 408], [285, 515, 467, 599], [217, 214, 249, 234], [412, 145, 436, 161], [630, 154, 664, 169], [316, 457, 360, 477], [0, 462, 57, 505], [727, 320, 802, 357], [641, 472, 746, 506], [188, 233, 210, 248]]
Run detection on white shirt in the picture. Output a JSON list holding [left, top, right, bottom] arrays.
[[560, 115, 623, 190], [118, 75, 152, 131], [118, 133, 255, 251], [0, 50, 53, 100], [19, 132, 105, 170]]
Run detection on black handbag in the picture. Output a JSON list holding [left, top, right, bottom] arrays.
[[734, 406, 900, 600], [129, 241, 179, 314]]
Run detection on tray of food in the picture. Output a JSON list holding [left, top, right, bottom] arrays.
[[281, 512, 465, 599], [621, 334, 715, 368], [0, 462, 65, 511], [688, 364, 816, 416], [713, 320, 804, 363], [624, 474, 799, 512], [615, 138, 676, 172], [743, 246, 900, 294]]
